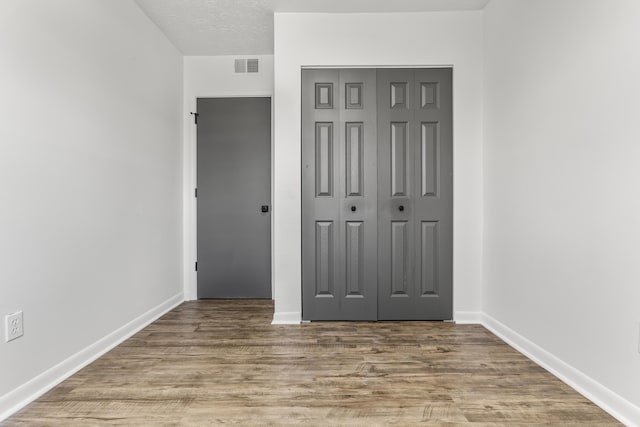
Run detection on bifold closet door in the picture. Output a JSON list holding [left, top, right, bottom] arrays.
[[301, 69, 378, 320], [302, 68, 453, 321], [377, 68, 453, 320]]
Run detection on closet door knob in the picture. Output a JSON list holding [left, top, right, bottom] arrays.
[[351, 206, 356, 212], [398, 205, 405, 212]]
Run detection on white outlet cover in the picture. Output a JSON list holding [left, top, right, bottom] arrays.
[[5, 311, 24, 342]]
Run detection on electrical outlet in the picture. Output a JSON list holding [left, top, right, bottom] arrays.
[[5, 311, 23, 342]]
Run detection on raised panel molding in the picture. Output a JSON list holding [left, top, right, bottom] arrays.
[[390, 82, 408, 109], [315, 83, 333, 109], [420, 82, 439, 109], [346, 122, 363, 197], [345, 83, 363, 109], [315, 221, 334, 297], [391, 122, 408, 197], [345, 222, 364, 297], [421, 122, 439, 197], [390, 221, 408, 296], [315, 122, 333, 197], [420, 221, 438, 296]]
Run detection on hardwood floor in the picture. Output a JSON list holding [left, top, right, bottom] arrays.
[[4, 300, 619, 426]]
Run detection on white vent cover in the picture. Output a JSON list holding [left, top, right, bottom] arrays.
[[234, 59, 246, 73], [234, 58, 259, 73], [246, 58, 259, 73]]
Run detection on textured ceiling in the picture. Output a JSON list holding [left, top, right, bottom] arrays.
[[134, 0, 275, 55], [134, 0, 490, 55]]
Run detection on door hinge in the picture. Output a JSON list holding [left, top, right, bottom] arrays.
[[195, 188, 198, 198], [190, 112, 199, 125], [195, 261, 198, 271]]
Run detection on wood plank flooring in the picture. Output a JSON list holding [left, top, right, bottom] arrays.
[[4, 300, 620, 426]]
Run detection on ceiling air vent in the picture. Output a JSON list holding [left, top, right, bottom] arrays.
[[246, 58, 259, 73], [234, 58, 259, 74], [234, 58, 246, 73]]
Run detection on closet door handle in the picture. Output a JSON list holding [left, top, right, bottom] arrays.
[[398, 205, 405, 212]]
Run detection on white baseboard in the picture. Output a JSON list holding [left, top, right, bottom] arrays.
[[481, 313, 640, 427], [453, 311, 483, 324], [0, 292, 184, 422], [271, 311, 301, 325]]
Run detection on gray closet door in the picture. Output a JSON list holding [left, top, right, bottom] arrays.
[[301, 69, 378, 320], [197, 97, 271, 299], [377, 68, 453, 320], [302, 68, 452, 320]]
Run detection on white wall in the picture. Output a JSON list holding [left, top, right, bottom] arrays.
[[483, 0, 640, 419], [182, 55, 274, 300], [0, 0, 183, 414], [273, 12, 484, 322]]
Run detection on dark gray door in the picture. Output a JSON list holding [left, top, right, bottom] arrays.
[[377, 68, 453, 320], [197, 97, 271, 298], [302, 68, 452, 320], [301, 69, 378, 320]]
